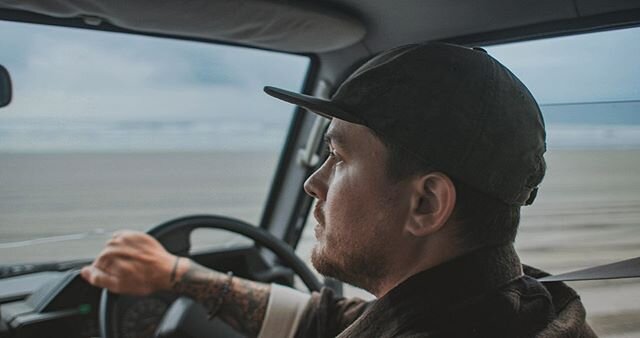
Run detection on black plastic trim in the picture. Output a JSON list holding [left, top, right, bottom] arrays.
[[0, 65, 11, 108], [258, 56, 320, 234], [284, 149, 327, 248]]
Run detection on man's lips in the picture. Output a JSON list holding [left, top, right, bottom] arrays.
[[314, 223, 323, 239], [313, 203, 325, 226], [313, 203, 326, 239]]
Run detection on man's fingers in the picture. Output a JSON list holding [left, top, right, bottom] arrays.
[[93, 238, 153, 271], [83, 229, 169, 296], [98, 246, 140, 261], [107, 258, 137, 276], [107, 230, 160, 250], [81, 265, 121, 291], [92, 251, 142, 278], [81, 264, 153, 295]]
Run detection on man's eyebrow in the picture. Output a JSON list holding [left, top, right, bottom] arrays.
[[324, 130, 347, 148]]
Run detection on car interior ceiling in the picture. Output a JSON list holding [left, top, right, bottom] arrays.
[[2, 1, 640, 46]]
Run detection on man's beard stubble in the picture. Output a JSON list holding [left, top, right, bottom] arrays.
[[310, 236, 389, 294]]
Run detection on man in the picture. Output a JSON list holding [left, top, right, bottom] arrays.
[[81, 43, 595, 337]]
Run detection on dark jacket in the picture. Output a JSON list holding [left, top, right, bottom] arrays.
[[294, 244, 596, 338]]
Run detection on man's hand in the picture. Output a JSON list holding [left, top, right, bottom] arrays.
[[81, 230, 177, 295], [81, 229, 272, 337]]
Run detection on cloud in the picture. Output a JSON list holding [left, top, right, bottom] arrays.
[[486, 26, 640, 103], [0, 20, 309, 124]]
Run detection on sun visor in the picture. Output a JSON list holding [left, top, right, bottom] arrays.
[[0, 0, 366, 53]]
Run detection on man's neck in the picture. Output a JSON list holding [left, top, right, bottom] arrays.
[[370, 235, 467, 298]]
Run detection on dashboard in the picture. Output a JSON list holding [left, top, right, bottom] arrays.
[[0, 270, 101, 338], [0, 246, 285, 338]]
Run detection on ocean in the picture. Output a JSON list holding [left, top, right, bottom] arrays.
[[2, 118, 640, 153]]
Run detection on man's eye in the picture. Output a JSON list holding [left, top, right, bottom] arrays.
[[326, 147, 341, 162]]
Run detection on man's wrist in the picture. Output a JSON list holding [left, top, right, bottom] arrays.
[[160, 255, 189, 291], [167, 259, 271, 336], [170, 256, 180, 282]]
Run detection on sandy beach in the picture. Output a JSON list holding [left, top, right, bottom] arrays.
[[1, 149, 639, 336], [0, 151, 280, 261]]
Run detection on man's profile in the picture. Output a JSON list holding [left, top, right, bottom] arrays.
[[81, 42, 596, 337]]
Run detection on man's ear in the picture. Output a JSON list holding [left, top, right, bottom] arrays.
[[406, 172, 456, 237]]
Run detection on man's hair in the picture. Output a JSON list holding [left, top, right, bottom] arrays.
[[372, 130, 520, 248]]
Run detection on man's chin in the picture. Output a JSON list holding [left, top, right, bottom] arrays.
[[310, 244, 341, 279], [310, 242, 388, 293]]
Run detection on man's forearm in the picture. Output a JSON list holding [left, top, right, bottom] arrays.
[[171, 258, 270, 337]]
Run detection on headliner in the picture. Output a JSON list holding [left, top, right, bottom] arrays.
[[0, 0, 639, 54]]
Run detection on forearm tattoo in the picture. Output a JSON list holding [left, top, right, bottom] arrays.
[[172, 261, 270, 337]]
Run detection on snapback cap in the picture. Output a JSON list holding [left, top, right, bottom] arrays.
[[265, 42, 546, 206]]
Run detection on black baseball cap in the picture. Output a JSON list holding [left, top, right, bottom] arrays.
[[264, 42, 546, 206]]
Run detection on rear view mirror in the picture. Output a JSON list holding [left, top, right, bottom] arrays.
[[0, 65, 12, 108]]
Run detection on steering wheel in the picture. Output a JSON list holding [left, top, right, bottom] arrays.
[[99, 214, 322, 338]]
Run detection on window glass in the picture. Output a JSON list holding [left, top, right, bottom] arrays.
[[0, 21, 309, 264]]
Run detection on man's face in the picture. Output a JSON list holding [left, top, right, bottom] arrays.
[[304, 119, 414, 290]]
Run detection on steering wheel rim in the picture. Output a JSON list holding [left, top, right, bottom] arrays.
[[99, 214, 322, 338]]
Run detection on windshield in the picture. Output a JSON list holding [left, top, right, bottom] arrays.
[[0, 21, 310, 264]]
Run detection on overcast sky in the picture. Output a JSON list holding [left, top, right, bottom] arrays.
[[0, 21, 638, 125], [0, 20, 309, 124], [486, 26, 640, 104]]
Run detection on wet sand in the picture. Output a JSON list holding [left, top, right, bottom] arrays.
[[1, 149, 640, 336]]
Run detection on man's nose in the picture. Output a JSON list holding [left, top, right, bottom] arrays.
[[304, 165, 328, 201]]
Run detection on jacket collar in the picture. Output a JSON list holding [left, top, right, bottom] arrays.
[[338, 243, 523, 337], [384, 243, 523, 306]]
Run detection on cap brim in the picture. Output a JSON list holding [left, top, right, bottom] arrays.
[[264, 86, 365, 125]]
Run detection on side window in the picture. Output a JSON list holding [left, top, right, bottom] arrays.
[[0, 21, 309, 264]]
